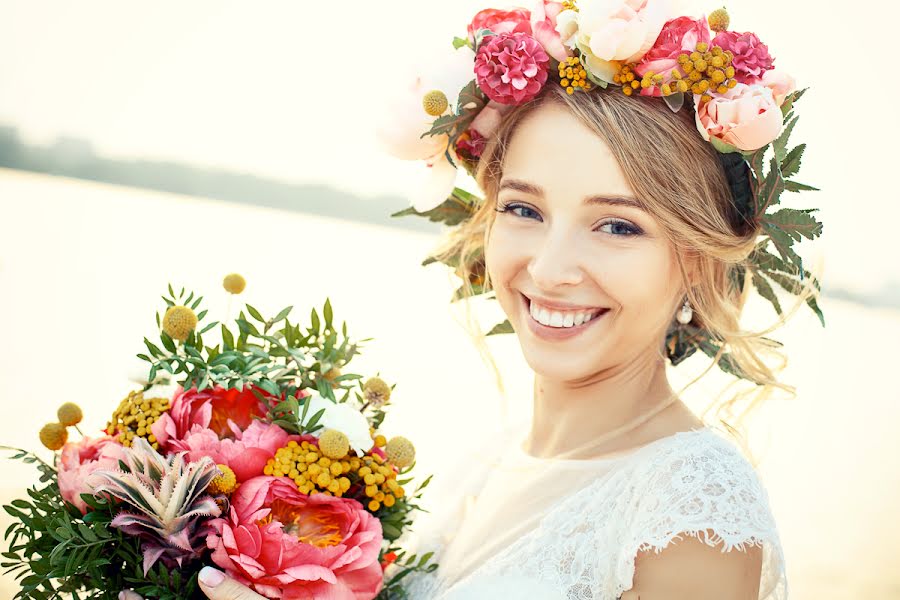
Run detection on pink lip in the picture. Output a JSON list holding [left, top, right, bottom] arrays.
[[519, 293, 609, 341]]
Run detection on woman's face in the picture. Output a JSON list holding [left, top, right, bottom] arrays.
[[484, 101, 691, 382]]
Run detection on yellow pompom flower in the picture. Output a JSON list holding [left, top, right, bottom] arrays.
[[422, 90, 449, 117], [39, 423, 68, 451], [708, 8, 730, 33], [223, 273, 246, 295], [57, 402, 83, 427], [208, 464, 237, 495], [385, 436, 416, 469], [162, 305, 198, 342], [362, 377, 391, 407], [318, 429, 350, 460]]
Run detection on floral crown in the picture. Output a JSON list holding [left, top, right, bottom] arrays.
[[379, 2, 824, 380]]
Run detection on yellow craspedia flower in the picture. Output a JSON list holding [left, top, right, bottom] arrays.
[[39, 423, 68, 451], [208, 464, 237, 495], [708, 8, 730, 33], [363, 377, 391, 407], [162, 305, 198, 342], [318, 429, 350, 460], [222, 273, 246, 295], [385, 436, 415, 469], [57, 402, 83, 427], [422, 90, 449, 117]]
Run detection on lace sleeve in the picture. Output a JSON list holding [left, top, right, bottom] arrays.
[[613, 433, 788, 600]]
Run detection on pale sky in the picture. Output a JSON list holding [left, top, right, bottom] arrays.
[[1, 0, 896, 289]]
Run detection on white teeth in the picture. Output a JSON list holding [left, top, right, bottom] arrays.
[[528, 298, 603, 329]]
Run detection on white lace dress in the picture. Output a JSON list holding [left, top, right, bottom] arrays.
[[396, 423, 787, 599]]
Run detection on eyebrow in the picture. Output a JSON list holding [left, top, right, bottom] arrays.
[[498, 178, 645, 211]]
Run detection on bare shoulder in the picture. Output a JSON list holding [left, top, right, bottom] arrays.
[[620, 531, 763, 600]]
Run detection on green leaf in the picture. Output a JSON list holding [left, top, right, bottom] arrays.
[[751, 271, 782, 315], [780, 143, 805, 179], [246, 305, 264, 323], [486, 320, 514, 336], [310, 309, 320, 335], [452, 36, 473, 50], [160, 332, 176, 353], [391, 187, 481, 226], [773, 114, 798, 163], [764, 208, 823, 241], [221, 325, 235, 349], [273, 306, 293, 322], [754, 157, 785, 218], [324, 299, 333, 329], [784, 180, 819, 193]]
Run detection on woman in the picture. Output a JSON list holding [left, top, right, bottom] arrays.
[[377, 3, 820, 599], [397, 84, 804, 600]]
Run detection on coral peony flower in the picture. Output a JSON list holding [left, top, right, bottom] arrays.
[[58, 435, 127, 514], [712, 30, 775, 84], [151, 385, 268, 451], [467, 7, 532, 44], [207, 476, 384, 599], [475, 32, 550, 105], [761, 69, 796, 107], [634, 15, 711, 92], [531, 0, 571, 61], [179, 420, 311, 482], [568, 0, 672, 84], [694, 83, 783, 151]]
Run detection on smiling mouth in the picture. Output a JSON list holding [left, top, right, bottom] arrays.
[[521, 293, 610, 329]]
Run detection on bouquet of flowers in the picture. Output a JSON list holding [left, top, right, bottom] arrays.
[[2, 275, 437, 599]]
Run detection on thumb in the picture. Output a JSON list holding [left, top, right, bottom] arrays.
[[198, 566, 266, 600]]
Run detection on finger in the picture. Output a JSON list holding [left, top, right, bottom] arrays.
[[118, 591, 143, 600], [198, 566, 267, 600]]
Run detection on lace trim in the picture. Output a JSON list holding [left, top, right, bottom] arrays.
[[399, 427, 787, 600]]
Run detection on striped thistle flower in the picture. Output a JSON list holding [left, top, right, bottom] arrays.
[[91, 437, 222, 575]]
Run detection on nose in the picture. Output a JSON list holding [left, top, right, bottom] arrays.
[[526, 230, 584, 290]]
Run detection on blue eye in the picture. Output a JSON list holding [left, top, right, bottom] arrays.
[[495, 202, 542, 221], [598, 219, 643, 237]]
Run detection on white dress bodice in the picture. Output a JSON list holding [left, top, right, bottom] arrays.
[[396, 422, 787, 599]]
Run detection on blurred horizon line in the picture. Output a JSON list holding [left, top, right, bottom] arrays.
[[2, 124, 897, 314]]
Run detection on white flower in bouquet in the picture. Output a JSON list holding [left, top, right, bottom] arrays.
[[301, 393, 373, 455]]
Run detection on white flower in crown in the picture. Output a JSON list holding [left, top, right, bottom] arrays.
[[556, 0, 673, 84], [376, 46, 477, 212]]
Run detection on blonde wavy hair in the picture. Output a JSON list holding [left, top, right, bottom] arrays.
[[431, 84, 820, 453]]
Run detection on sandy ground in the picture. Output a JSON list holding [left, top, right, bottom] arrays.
[[1, 169, 898, 599]]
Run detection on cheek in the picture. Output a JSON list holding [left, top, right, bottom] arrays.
[[585, 242, 679, 310]]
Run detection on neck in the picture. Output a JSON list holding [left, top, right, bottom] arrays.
[[526, 350, 681, 458]]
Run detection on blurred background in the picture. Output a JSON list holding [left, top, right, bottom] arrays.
[[1, 1, 897, 598]]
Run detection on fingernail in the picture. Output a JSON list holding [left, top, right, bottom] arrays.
[[199, 566, 225, 587]]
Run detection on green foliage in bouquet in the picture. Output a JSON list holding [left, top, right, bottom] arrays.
[[391, 90, 824, 383]]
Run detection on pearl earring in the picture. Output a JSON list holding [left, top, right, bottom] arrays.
[[676, 297, 693, 324]]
